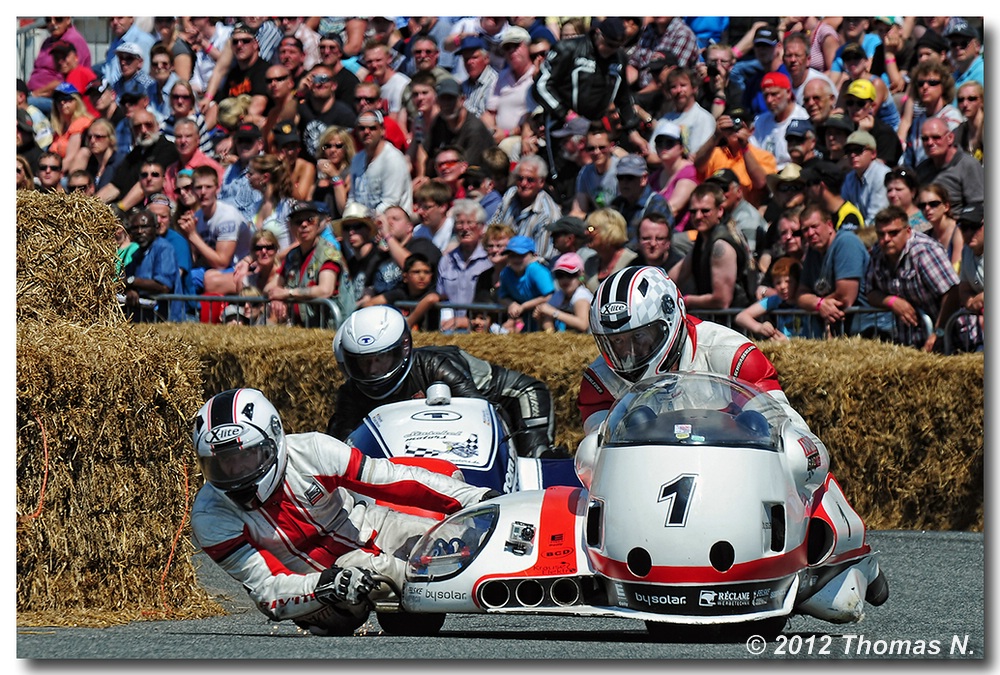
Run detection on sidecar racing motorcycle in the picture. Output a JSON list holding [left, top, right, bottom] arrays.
[[367, 371, 888, 639]]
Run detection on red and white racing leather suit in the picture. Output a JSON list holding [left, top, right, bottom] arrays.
[[191, 431, 491, 625], [578, 315, 808, 433]]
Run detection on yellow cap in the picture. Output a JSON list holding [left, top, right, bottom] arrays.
[[846, 79, 877, 102]]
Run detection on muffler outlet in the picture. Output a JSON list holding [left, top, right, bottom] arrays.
[[480, 580, 511, 609], [514, 579, 545, 607], [550, 578, 581, 606]]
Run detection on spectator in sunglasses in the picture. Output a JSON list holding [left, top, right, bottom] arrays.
[[297, 65, 357, 159], [913, 117, 984, 222], [901, 58, 963, 167], [944, 19, 983, 91], [953, 82, 983, 164]]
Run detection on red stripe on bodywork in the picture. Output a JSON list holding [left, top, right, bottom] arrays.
[[473, 487, 583, 595]]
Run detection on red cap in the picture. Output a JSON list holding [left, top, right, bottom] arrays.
[[760, 71, 791, 90]]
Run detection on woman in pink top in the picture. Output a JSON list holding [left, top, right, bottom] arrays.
[[648, 120, 699, 232]]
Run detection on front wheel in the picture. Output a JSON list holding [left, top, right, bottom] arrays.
[[376, 611, 446, 636]]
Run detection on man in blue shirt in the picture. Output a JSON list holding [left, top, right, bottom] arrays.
[[103, 17, 156, 86], [944, 19, 984, 94]]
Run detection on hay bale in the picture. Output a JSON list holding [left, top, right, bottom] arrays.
[[17, 318, 222, 626], [17, 191, 123, 325]]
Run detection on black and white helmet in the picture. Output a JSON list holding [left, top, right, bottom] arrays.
[[590, 266, 688, 382], [193, 388, 287, 510], [339, 306, 413, 399]]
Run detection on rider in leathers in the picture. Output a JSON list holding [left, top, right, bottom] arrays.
[[328, 307, 557, 458], [191, 388, 495, 635], [578, 265, 811, 434]]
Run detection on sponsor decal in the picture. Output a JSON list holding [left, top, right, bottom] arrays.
[[582, 369, 605, 395], [411, 410, 463, 422], [699, 589, 751, 607], [208, 424, 243, 443], [422, 589, 469, 602], [357, 334, 376, 346], [304, 481, 323, 506], [798, 437, 822, 472], [753, 588, 773, 606], [600, 301, 631, 329], [731, 344, 757, 378], [673, 424, 692, 440], [634, 592, 687, 606]]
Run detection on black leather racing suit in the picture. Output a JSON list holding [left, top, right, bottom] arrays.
[[327, 346, 556, 458], [531, 32, 640, 133]]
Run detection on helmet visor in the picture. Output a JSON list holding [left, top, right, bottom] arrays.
[[595, 321, 670, 376], [343, 342, 407, 387], [200, 438, 277, 492]]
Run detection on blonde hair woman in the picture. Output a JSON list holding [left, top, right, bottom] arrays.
[[584, 208, 637, 292], [67, 117, 118, 189], [49, 84, 93, 170], [16, 155, 35, 191], [314, 126, 357, 218], [248, 153, 297, 249]]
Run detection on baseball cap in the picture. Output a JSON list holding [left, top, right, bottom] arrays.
[[593, 17, 626, 44], [52, 82, 80, 99], [288, 199, 327, 222], [115, 42, 143, 58], [504, 235, 535, 255], [615, 154, 648, 177], [944, 18, 979, 40], [651, 120, 682, 143], [457, 36, 486, 53], [436, 77, 461, 98], [846, 79, 877, 101], [500, 26, 531, 46], [955, 203, 984, 228], [840, 43, 868, 62], [915, 30, 949, 54], [50, 40, 76, 58], [845, 130, 877, 151], [551, 116, 591, 138], [119, 78, 147, 101], [822, 113, 855, 135], [785, 119, 815, 138], [546, 216, 588, 237], [705, 168, 739, 189], [16, 108, 33, 134], [725, 105, 750, 127], [753, 26, 779, 46], [553, 252, 584, 275], [233, 122, 262, 141], [760, 72, 791, 90], [801, 160, 847, 191], [273, 120, 300, 147], [231, 21, 258, 38]]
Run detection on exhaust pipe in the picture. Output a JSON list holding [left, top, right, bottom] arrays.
[[514, 579, 545, 607], [550, 578, 581, 606], [480, 580, 511, 609]]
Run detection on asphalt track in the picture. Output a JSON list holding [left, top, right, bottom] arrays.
[[17, 530, 983, 662]]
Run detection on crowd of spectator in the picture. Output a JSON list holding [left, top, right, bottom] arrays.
[[17, 16, 984, 353]]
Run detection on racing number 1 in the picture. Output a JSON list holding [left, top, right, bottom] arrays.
[[658, 474, 696, 527]]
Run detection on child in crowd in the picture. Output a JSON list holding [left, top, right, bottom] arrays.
[[365, 252, 440, 331], [498, 235, 554, 333], [534, 252, 593, 333], [735, 257, 813, 341]]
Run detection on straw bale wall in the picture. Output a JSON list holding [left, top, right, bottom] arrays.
[[16, 192, 983, 628]]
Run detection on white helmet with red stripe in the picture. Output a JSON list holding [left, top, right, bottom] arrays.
[[193, 388, 287, 510], [590, 266, 687, 383]]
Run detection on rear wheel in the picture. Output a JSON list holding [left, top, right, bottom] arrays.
[[376, 611, 446, 636]]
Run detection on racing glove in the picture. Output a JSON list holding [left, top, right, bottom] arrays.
[[480, 489, 502, 502], [314, 566, 377, 606]]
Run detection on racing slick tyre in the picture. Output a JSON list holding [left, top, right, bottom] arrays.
[[376, 611, 446, 636]]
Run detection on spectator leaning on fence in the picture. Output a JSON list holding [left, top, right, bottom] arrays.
[[436, 199, 493, 333], [865, 206, 966, 352]]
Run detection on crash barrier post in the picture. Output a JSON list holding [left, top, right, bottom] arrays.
[[149, 293, 344, 328]]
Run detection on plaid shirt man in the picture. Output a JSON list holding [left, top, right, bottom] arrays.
[[628, 18, 700, 88], [866, 229, 965, 345]]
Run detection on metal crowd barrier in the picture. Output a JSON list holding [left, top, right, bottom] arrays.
[[146, 294, 976, 355]]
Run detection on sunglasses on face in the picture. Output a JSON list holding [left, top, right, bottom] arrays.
[[655, 138, 680, 150], [232, 38, 254, 46], [266, 75, 290, 84], [917, 200, 944, 210], [436, 159, 460, 169], [530, 50, 549, 59], [958, 95, 980, 103], [118, 54, 138, 63], [68, 183, 90, 191], [152, 61, 171, 69], [949, 38, 972, 49], [323, 142, 345, 150], [254, 244, 277, 252], [312, 75, 332, 85], [920, 134, 946, 143], [878, 227, 905, 239], [585, 145, 609, 153], [917, 79, 942, 88], [140, 171, 162, 178], [39, 164, 61, 172], [356, 95, 379, 103]]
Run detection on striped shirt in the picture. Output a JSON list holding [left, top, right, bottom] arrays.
[[462, 66, 498, 118], [436, 244, 493, 317], [488, 187, 562, 260]]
